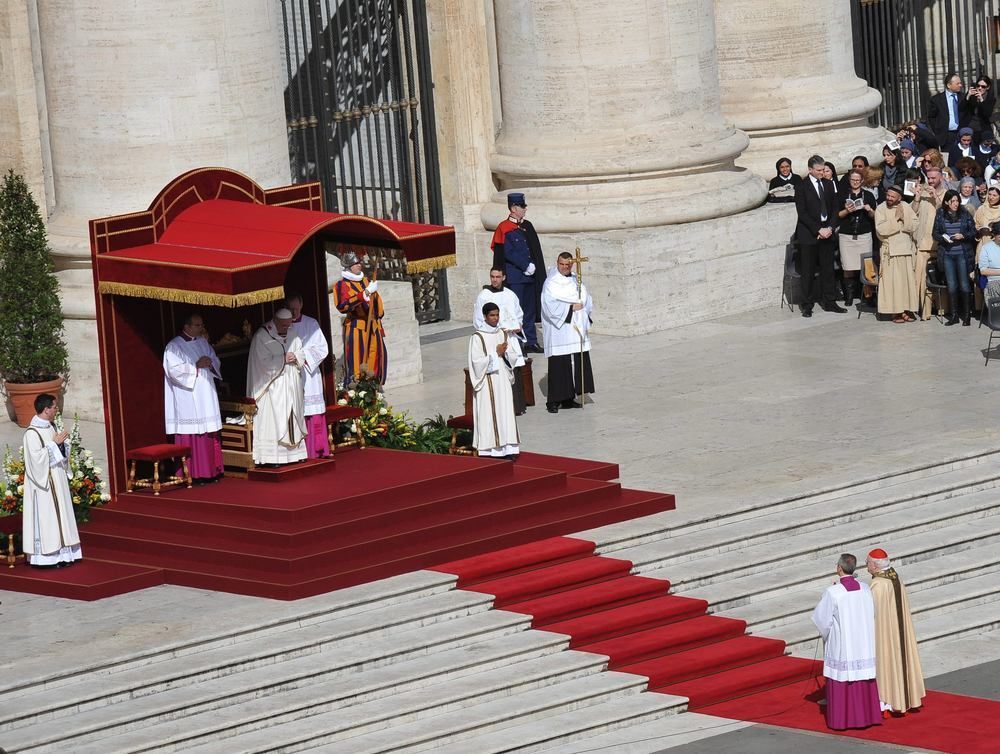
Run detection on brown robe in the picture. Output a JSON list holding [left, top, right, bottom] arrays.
[[871, 568, 926, 712]]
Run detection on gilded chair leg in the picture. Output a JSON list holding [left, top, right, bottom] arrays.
[[181, 457, 192, 488], [358, 427, 366, 449], [327, 423, 335, 454], [153, 461, 161, 496], [127, 461, 136, 492], [449, 430, 458, 455]]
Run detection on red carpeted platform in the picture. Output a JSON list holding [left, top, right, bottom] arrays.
[[0, 450, 673, 601], [435, 535, 1000, 753], [703, 679, 1000, 754]]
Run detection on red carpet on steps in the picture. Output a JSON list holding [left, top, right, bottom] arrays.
[[433, 535, 1000, 754], [0, 449, 674, 601]]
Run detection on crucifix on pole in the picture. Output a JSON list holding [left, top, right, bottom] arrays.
[[571, 246, 589, 300], [570, 247, 589, 408]]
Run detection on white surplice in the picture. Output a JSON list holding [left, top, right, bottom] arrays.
[[292, 315, 329, 417], [811, 580, 878, 682], [163, 334, 223, 435], [468, 325, 519, 457], [247, 322, 307, 464], [21, 417, 82, 565], [473, 286, 525, 367], [541, 269, 594, 358]]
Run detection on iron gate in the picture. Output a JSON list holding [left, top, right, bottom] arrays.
[[280, 0, 449, 323], [851, 0, 1000, 127]]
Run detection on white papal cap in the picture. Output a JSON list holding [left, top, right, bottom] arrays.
[[274, 308, 293, 319]]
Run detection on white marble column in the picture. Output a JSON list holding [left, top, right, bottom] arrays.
[[30, 0, 291, 419], [714, 0, 890, 178], [482, 0, 764, 232]]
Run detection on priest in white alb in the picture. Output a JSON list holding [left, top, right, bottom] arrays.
[[474, 267, 527, 415], [285, 291, 331, 458], [468, 302, 519, 459], [811, 553, 883, 731], [247, 308, 308, 465], [541, 252, 594, 414], [21, 393, 82, 567], [163, 312, 224, 482]]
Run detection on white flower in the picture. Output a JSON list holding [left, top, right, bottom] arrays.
[[359, 390, 367, 398], [378, 407, 388, 415], [100, 493, 111, 502], [100, 481, 108, 492], [377, 392, 384, 401], [93, 466, 103, 475], [17, 485, 24, 495], [348, 390, 356, 398], [84, 450, 93, 459], [74, 470, 83, 479], [349, 422, 358, 433], [337, 398, 348, 406]]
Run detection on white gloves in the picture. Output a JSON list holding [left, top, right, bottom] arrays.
[[525, 263, 536, 276], [365, 280, 379, 294]]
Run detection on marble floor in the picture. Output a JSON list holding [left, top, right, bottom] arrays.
[[3, 304, 1000, 750]]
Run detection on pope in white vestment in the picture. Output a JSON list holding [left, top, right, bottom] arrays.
[[287, 294, 331, 458], [247, 309, 308, 465], [163, 314, 224, 480], [541, 254, 595, 412], [21, 397, 82, 566], [468, 303, 519, 458], [811, 556, 883, 730]]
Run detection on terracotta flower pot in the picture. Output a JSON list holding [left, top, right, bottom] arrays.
[[3, 378, 65, 428]]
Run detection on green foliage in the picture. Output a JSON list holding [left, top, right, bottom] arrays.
[[0, 170, 68, 383], [411, 415, 457, 455]]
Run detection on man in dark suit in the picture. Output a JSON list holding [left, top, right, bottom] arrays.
[[795, 154, 843, 317], [927, 73, 973, 151]]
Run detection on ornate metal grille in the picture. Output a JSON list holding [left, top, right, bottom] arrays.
[[851, 0, 1000, 127], [280, 0, 449, 322]]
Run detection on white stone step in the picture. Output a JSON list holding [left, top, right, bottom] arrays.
[[588, 448, 1000, 553], [428, 691, 688, 754], [11, 611, 554, 753], [745, 570, 1000, 653], [2, 588, 503, 735], [61, 644, 601, 754], [175, 670, 650, 754], [0, 569, 456, 701], [634, 486, 1000, 589], [533, 710, 748, 754], [695, 532, 1000, 613]]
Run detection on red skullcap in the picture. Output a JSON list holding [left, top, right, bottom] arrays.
[[868, 548, 888, 559]]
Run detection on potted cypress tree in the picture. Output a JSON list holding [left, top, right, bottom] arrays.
[[0, 169, 69, 426]]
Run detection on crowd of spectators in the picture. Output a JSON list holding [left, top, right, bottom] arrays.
[[771, 71, 1000, 326]]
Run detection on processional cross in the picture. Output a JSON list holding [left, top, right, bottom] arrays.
[[571, 247, 589, 299]]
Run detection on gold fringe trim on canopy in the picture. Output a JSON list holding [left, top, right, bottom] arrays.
[[98, 281, 284, 308], [405, 254, 457, 274]]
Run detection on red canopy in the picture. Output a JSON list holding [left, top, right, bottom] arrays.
[[90, 167, 455, 308]]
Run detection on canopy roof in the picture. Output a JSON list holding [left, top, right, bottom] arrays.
[[90, 167, 455, 307]]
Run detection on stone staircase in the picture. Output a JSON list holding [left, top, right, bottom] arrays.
[[4, 450, 1000, 752], [600, 449, 1000, 661]]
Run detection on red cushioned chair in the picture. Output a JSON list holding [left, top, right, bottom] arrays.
[[126, 443, 192, 495], [326, 405, 366, 454], [446, 415, 477, 456]]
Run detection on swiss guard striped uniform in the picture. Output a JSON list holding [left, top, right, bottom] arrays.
[[333, 276, 387, 386]]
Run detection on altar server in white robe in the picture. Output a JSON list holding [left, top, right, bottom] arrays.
[[247, 308, 308, 465], [474, 268, 527, 415], [541, 252, 594, 414], [811, 553, 883, 731], [285, 292, 330, 458], [21, 394, 82, 567], [163, 313, 224, 481], [468, 303, 520, 459]]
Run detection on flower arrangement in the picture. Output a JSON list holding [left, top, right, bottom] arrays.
[[335, 366, 456, 454], [1, 413, 110, 524]]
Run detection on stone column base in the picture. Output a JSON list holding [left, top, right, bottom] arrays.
[[449, 203, 798, 336]]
